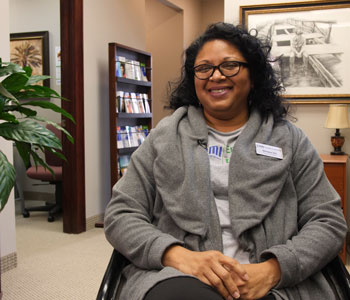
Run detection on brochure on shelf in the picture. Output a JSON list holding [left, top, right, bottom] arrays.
[[130, 93, 140, 114], [140, 63, 148, 81], [143, 93, 151, 113], [116, 91, 124, 113], [119, 154, 131, 176], [136, 93, 146, 113], [133, 60, 142, 81], [116, 56, 148, 82], [125, 59, 136, 80], [123, 92, 133, 113], [117, 125, 149, 149], [116, 56, 126, 78]]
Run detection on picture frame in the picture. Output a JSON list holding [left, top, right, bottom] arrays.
[[10, 31, 50, 88], [240, 1, 350, 104]]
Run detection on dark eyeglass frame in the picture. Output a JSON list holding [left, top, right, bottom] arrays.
[[193, 60, 249, 80]]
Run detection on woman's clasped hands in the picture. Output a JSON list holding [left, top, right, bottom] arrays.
[[162, 245, 281, 300]]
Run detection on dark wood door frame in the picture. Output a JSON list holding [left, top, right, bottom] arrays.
[[60, 0, 86, 233]]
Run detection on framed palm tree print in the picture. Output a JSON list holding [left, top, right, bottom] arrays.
[[10, 31, 50, 88]]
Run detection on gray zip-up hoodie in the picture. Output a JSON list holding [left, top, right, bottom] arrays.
[[104, 106, 347, 300]]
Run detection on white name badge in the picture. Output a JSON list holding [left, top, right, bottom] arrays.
[[255, 143, 283, 160]]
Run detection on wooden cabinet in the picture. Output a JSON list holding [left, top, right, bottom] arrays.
[[320, 154, 348, 263], [108, 43, 152, 188]]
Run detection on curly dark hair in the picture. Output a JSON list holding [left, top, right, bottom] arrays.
[[167, 22, 288, 122]]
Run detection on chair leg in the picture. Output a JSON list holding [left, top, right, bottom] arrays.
[[48, 182, 62, 222], [22, 182, 62, 222]]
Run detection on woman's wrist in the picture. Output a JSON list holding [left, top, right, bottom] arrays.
[[264, 258, 281, 287], [162, 244, 187, 268]]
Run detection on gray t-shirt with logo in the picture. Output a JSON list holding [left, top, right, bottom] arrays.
[[207, 126, 250, 263]]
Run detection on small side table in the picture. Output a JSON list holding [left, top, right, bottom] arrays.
[[320, 154, 348, 263]]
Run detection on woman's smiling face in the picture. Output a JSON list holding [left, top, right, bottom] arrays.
[[194, 39, 252, 130]]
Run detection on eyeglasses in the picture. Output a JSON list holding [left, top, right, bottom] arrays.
[[193, 60, 249, 80]]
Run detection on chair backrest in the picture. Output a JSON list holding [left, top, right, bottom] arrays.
[[45, 124, 63, 167]]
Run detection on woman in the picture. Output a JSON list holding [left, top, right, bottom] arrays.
[[104, 23, 347, 300]]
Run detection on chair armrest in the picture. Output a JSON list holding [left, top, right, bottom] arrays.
[[322, 255, 350, 300], [96, 249, 130, 300]]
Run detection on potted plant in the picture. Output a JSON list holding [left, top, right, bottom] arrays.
[[0, 58, 74, 212]]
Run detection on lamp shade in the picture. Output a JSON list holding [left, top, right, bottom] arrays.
[[325, 104, 350, 129]]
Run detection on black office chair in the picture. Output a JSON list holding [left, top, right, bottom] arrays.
[[23, 124, 63, 222], [96, 250, 350, 300]]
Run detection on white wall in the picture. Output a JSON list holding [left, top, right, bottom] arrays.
[[169, 0, 203, 48], [224, 0, 350, 155], [83, 0, 147, 218], [0, 0, 17, 259], [201, 0, 224, 32], [145, 0, 184, 126]]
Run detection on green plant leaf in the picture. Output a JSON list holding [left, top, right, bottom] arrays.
[[46, 147, 67, 161], [0, 61, 25, 78], [0, 150, 16, 213], [16, 106, 37, 117], [0, 120, 61, 149], [3, 105, 37, 117], [21, 101, 75, 123], [23, 66, 32, 77], [1, 73, 29, 93], [0, 82, 17, 101], [14, 85, 62, 101], [14, 141, 31, 168], [0, 112, 18, 123], [29, 116, 74, 144], [26, 75, 51, 86], [30, 149, 55, 178]]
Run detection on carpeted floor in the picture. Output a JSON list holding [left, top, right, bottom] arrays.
[[2, 207, 113, 299]]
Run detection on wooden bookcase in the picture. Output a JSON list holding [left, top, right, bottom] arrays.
[[109, 43, 152, 188]]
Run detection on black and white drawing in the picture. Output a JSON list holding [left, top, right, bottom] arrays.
[[240, 2, 350, 102]]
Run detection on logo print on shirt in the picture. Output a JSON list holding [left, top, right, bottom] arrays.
[[207, 145, 233, 164]]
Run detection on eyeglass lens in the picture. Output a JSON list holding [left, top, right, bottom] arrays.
[[194, 61, 244, 79]]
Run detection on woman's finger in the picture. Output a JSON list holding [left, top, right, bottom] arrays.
[[211, 263, 242, 299], [220, 256, 249, 282]]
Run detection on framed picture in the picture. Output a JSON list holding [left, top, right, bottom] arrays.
[[10, 31, 50, 88], [240, 1, 350, 103]]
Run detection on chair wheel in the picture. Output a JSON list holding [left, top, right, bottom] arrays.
[[23, 210, 30, 218], [48, 215, 55, 222]]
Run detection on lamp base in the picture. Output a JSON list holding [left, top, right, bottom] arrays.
[[330, 150, 345, 155], [330, 131, 345, 155]]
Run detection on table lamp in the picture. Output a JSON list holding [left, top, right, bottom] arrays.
[[325, 104, 350, 155]]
